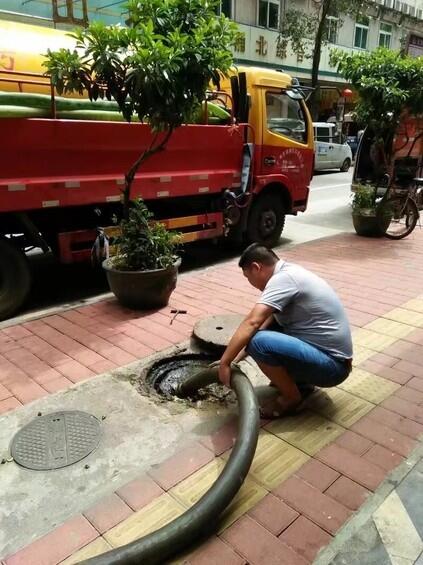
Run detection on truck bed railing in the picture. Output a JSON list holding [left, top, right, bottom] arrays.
[[0, 69, 57, 117], [0, 69, 234, 125]]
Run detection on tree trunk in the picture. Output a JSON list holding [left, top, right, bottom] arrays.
[[308, 0, 332, 119], [122, 128, 174, 220]]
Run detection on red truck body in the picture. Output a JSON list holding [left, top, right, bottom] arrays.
[[0, 64, 314, 319]]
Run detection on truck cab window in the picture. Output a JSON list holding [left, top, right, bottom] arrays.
[[266, 92, 307, 143]]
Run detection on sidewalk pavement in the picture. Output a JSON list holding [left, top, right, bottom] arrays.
[[1, 229, 423, 564]]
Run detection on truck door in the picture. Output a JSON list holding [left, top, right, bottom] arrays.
[[262, 90, 311, 197]]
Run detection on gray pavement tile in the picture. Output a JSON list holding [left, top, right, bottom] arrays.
[[329, 519, 392, 565]]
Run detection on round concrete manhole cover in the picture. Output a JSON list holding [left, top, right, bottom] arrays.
[[10, 411, 101, 471], [193, 314, 244, 352]]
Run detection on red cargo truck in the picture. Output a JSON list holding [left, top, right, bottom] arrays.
[[0, 65, 314, 319]]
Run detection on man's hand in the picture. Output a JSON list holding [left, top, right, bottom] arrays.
[[218, 362, 232, 387]]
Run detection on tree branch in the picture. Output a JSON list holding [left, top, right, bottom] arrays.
[[122, 127, 174, 219]]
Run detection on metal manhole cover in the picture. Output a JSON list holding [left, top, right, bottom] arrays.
[[10, 411, 101, 470]]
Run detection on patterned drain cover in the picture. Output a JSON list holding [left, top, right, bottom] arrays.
[[10, 411, 101, 470]]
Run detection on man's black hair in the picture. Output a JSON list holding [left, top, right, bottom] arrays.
[[238, 243, 278, 269]]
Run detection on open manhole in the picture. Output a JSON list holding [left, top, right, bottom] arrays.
[[10, 411, 101, 471], [147, 353, 218, 397], [146, 353, 236, 405]]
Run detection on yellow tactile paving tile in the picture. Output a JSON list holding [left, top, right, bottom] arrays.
[[170, 458, 267, 533], [104, 493, 185, 548], [265, 410, 344, 456], [383, 308, 423, 328], [307, 388, 374, 428], [222, 430, 309, 490], [402, 298, 423, 314], [339, 368, 400, 404], [170, 458, 226, 507], [217, 478, 267, 533], [61, 538, 112, 564], [364, 318, 415, 339], [352, 345, 377, 365], [352, 328, 399, 352]]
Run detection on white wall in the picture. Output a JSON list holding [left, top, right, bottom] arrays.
[[233, 0, 423, 82]]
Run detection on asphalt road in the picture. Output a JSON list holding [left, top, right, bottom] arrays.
[[2, 169, 353, 326]]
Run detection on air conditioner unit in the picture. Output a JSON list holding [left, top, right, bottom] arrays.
[[409, 6, 416, 16], [417, 8, 423, 18], [402, 3, 410, 14]]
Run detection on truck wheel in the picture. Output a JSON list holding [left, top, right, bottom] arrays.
[[246, 193, 285, 248], [0, 239, 31, 321], [340, 158, 351, 172]]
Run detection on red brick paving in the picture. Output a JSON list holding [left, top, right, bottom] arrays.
[[324, 476, 371, 511], [295, 459, 340, 492], [222, 515, 308, 565], [351, 416, 417, 457], [273, 476, 352, 535], [186, 536, 247, 565], [147, 442, 215, 490], [3, 515, 98, 565], [362, 444, 404, 473], [359, 359, 412, 385], [279, 516, 333, 562], [316, 444, 386, 491], [248, 493, 299, 536], [334, 430, 374, 456], [199, 417, 238, 455], [83, 493, 133, 534], [2, 231, 423, 563], [115, 475, 164, 511], [366, 405, 423, 439]]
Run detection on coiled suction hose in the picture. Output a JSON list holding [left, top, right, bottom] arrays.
[[81, 366, 259, 565]]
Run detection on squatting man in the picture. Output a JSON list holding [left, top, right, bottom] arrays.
[[217, 243, 353, 418]]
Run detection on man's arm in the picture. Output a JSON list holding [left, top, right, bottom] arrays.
[[219, 303, 276, 386], [233, 314, 275, 363]]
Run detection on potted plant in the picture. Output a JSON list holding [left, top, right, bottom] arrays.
[[351, 182, 393, 237], [43, 0, 238, 309], [103, 199, 181, 309], [351, 183, 379, 236]]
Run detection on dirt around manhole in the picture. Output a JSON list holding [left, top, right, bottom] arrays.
[[133, 353, 237, 411]]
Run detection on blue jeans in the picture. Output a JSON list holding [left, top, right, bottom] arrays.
[[246, 329, 350, 388]]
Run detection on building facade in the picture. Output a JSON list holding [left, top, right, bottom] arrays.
[[1, 0, 422, 85]]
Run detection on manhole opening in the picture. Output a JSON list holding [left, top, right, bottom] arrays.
[[145, 353, 235, 404], [215, 326, 223, 330], [10, 410, 101, 471]]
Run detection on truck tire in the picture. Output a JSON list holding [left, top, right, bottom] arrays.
[[0, 238, 31, 321], [246, 193, 285, 248]]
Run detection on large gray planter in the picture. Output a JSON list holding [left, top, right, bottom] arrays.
[[103, 257, 181, 310], [352, 209, 390, 238]]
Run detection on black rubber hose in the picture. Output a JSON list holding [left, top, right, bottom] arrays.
[[81, 367, 259, 565]]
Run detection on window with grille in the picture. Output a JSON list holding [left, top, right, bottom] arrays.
[[326, 16, 339, 44]]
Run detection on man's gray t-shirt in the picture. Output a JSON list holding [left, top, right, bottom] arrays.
[[259, 260, 353, 359]]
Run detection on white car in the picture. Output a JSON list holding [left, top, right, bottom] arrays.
[[313, 122, 352, 172]]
